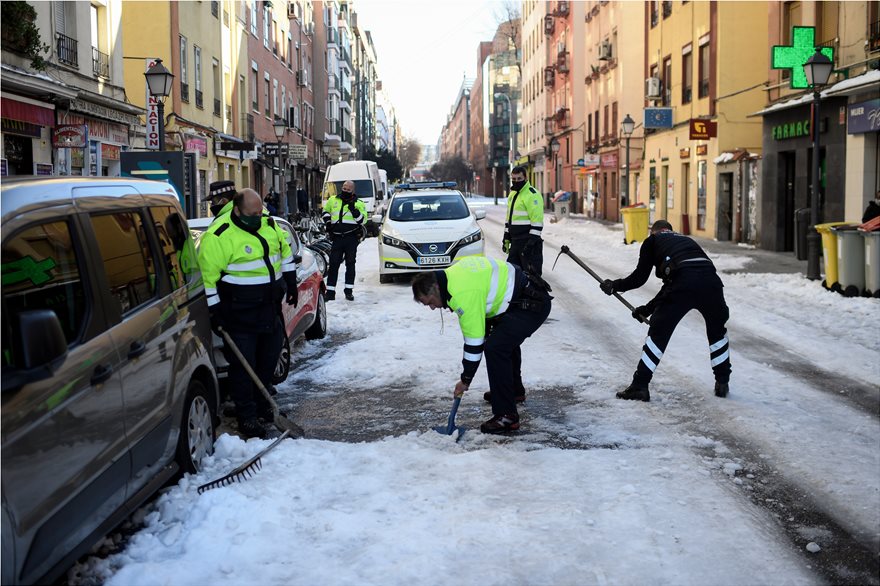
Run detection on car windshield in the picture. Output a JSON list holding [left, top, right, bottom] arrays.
[[388, 193, 470, 222], [329, 180, 374, 199]]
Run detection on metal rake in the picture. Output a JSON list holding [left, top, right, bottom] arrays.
[[197, 430, 291, 494]]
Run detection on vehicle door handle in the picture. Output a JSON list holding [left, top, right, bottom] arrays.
[[90, 364, 113, 386], [127, 340, 146, 359]]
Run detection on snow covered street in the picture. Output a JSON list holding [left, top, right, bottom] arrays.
[[71, 198, 879, 586]]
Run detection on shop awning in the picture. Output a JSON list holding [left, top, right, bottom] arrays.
[[1, 95, 55, 126]]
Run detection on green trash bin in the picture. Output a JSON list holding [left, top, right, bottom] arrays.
[[862, 229, 880, 297], [814, 222, 849, 290], [621, 205, 649, 244], [831, 225, 865, 297]]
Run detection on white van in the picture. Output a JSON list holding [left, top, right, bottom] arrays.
[[322, 160, 385, 236], [378, 169, 389, 202]]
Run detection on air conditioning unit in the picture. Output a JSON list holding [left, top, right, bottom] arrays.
[[598, 41, 612, 61], [646, 76, 662, 99], [296, 69, 306, 86], [287, 3, 297, 19]]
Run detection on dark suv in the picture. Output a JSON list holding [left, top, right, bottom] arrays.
[[1, 177, 219, 585]]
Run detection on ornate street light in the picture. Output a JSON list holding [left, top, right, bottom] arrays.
[[803, 48, 833, 281], [144, 58, 174, 150], [273, 117, 287, 214], [621, 114, 635, 207], [550, 137, 561, 194]]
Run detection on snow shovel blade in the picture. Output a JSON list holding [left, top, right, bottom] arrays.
[[197, 430, 291, 494], [433, 396, 465, 439]]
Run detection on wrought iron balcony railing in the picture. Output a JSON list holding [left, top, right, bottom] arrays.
[[56, 32, 78, 67], [92, 46, 109, 78]]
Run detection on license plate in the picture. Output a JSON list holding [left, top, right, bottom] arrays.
[[418, 255, 451, 265]]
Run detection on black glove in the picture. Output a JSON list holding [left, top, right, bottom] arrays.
[[600, 279, 616, 296], [284, 273, 298, 307], [348, 202, 358, 215], [209, 305, 224, 334], [523, 236, 540, 256], [631, 305, 652, 323]]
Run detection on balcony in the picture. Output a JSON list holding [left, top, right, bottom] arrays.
[[181, 82, 190, 103], [92, 46, 109, 78], [241, 113, 255, 142], [543, 15, 554, 35], [213, 98, 221, 117], [196, 89, 204, 109], [555, 1, 569, 16], [544, 66, 555, 87], [544, 117, 555, 135], [870, 19, 880, 52], [557, 52, 569, 73], [328, 73, 340, 94], [341, 127, 352, 145], [326, 26, 338, 46], [555, 108, 570, 129], [56, 32, 78, 67], [341, 87, 351, 105]]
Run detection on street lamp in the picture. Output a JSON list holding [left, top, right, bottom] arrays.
[[494, 92, 514, 206], [621, 114, 635, 207], [550, 137, 561, 195], [803, 48, 833, 281], [144, 58, 174, 151], [273, 117, 287, 214]]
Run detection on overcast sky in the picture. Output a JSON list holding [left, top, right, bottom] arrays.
[[352, 0, 507, 146]]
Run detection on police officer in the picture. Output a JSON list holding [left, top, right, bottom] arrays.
[[198, 188, 299, 438], [322, 179, 367, 301], [503, 166, 545, 276], [207, 180, 237, 219], [600, 220, 731, 402], [412, 257, 552, 434]]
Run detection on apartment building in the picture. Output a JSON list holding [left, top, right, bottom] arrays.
[[640, 1, 768, 241], [350, 7, 379, 157], [520, 0, 549, 196], [757, 1, 879, 251], [2, 1, 141, 178], [440, 77, 473, 161], [337, 1, 355, 157], [470, 41, 494, 196], [286, 0, 321, 202]]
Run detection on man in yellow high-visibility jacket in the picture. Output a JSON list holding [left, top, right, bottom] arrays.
[[199, 189, 298, 439], [412, 257, 552, 434], [322, 179, 367, 301], [503, 166, 544, 276]]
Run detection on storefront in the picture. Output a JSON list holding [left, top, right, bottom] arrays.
[[0, 94, 55, 176], [54, 97, 140, 177]]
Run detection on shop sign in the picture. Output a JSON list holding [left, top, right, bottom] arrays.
[[70, 98, 140, 127], [600, 152, 618, 168], [53, 125, 88, 148], [34, 163, 53, 176], [0, 159, 6, 176], [1, 118, 41, 138], [696, 144, 708, 156], [689, 119, 717, 140], [101, 143, 121, 160], [63, 114, 129, 145], [771, 118, 810, 140], [185, 137, 208, 155], [771, 27, 834, 90], [680, 148, 691, 158], [847, 98, 880, 135], [289, 144, 307, 161], [583, 154, 600, 166]]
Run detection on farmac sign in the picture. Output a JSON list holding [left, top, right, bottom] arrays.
[[771, 119, 810, 140]]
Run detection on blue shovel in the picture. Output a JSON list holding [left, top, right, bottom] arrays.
[[433, 396, 465, 439]]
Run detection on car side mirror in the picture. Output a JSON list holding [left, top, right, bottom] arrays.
[[293, 254, 303, 264], [474, 209, 487, 220], [2, 310, 68, 392], [371, 214, 383, 224]]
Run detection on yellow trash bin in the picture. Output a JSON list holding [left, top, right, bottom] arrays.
[[621, 205, 650, 244], [814, 222, 850, 290]]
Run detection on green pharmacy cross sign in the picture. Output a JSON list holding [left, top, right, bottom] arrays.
[[772, 26, 834, 90]]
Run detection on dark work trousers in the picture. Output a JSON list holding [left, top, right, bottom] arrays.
[[227, 321, 282, 422], [632, 268, 731, 387], [327, 232, 360, 291], [507, 238, 544, 276], [484, 298, 552, 416]]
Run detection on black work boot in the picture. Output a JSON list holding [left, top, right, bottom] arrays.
[[483, 391, 525, 404], [344, 289, 354, 301], [325, 290, 336, 301], [616, 382, 650, 402], [714, 381, 729, 398], [480, 413, 520, 434], [238, 417, 267, 439]]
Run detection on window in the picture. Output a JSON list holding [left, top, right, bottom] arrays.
[[273, 78, 278, 118], [148, 206, 198, 292], [650, 0, 658, 27], [194, 45, 202, 91], [588, 115, 592, 146], [239, 75, 247, 120], [211, 1, 219, 17], [250, 0, 257, 35], [603, 104, 609, 138], [612, 102, 618, 138], [264, 74, 271, 116], [91, 212, 157, 314], [179, 36, 188, 101], [251, 63, 259, 111], [263, 6, 269, 47], [662, 56, 672, 106], [682, 45, 693, 104], [698, 41, 710, 98], [2, 220, 87, 355], [594, 109, 599, 142], [212, 59, 221, 116]]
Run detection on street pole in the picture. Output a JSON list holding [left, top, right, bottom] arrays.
[[621, 114, 635, 209], [157, 100, 165, 151], [806, 87, 822, 281]]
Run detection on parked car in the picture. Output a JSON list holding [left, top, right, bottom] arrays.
[[376, 181, 486, 283], [188, 214, 327, 383], [1, 177, 219, 586]]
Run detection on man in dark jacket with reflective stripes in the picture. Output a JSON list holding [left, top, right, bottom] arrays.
[[600, 220, 731, 401]]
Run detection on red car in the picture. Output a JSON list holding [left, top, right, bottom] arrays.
[[189, 215, 327, 382]]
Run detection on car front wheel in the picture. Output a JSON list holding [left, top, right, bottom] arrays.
[[176, 379, 215, 475], [272, 332, 292, 383], [379, 273, 394, 284], [304, 292, 327, 340]]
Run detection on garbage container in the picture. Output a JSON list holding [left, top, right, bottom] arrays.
[[552, 191, 571, 219], [814, 222, 849, 290], [620, 204, 650, 244], [831, 225, 865, 297], [861, 228, 880, 297], [794, 208, 811, 261]]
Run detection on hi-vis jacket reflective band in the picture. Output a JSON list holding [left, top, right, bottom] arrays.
[[445, 257, 516, 382], [506, 181, 544, 239], [199, 215, 294, 307], [322, 196, 367, 229]]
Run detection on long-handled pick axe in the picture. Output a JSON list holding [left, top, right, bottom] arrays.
[[553, 245, 651, 325]]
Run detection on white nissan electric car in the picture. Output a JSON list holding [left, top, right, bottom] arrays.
[[376, 181, 486, 283]]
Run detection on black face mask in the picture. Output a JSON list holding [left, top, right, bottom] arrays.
[[210, 202, 226, 216], [511, 180, 526, 193], [341, 190, 355, 202]]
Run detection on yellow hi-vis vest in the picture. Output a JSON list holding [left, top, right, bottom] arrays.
[[506, 181, 544, 240]]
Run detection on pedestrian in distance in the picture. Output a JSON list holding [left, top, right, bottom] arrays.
[[198, 188, 299, 439], [322, 179, 366, 301], [600, 219, 731, 402], [503, 166, 545, 276], [206, 180, 237, 220], [412, 257, 553, 434]]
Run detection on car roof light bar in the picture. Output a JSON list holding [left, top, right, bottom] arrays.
[[396, 181, 457, 190]]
